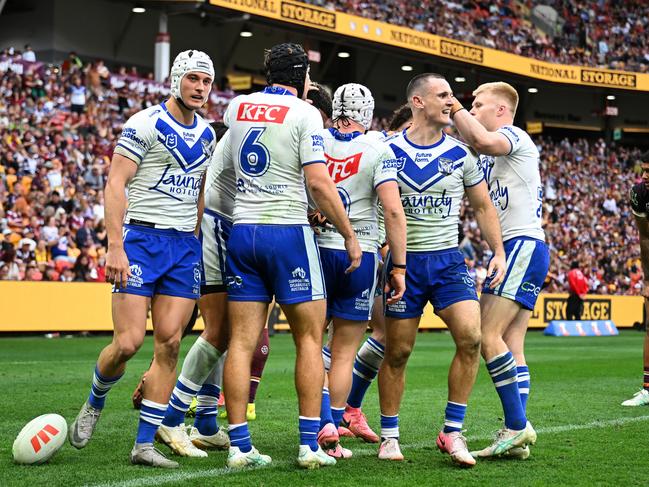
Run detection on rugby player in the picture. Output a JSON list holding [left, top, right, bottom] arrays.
[[68, 50, 216, 468], [313, 83, 406, 458], [624, 151, 649, 407], [220, 43, 361, 470], [452, 82, 546, 459], [377, 73, 506, 467]]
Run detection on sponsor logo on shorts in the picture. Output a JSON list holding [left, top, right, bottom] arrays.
[[520, 281, 541, 296], [128, 264, 144, 288], [289, 267, 310, 292], [226, 275, 243, 289], [387, 299, 406, 313]]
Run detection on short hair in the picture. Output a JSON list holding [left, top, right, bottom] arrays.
[[406, 73, 445, 100], [472, 82, 519, 115], [388, 104, 412, 132], [307, 82, 333, 119], [641, 151, 649, 163]]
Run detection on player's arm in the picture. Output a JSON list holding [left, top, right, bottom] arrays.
[[104, 154, 137, 288], [634, 214, 649, 295], [304, 163, 361, 273], [465, 181, 506, 288], [195, 176, 206, 237], [376, 181, 406, 303], [451, 101, 511, 156]]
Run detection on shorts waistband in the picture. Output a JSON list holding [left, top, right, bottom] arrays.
[[204, 208, 233, 222], [232, 223, 311, 228], [503, 236, 546, 245], [125, 223, 195, 237], [406, 247, 461, 256]]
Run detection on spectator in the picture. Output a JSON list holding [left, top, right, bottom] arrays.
[[69, 76, 86, 114], [22, 44, 36, 63]]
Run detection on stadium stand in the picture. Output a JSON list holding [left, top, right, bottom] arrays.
[[0, 50, 645, 294], [303, 0, 649, 73]]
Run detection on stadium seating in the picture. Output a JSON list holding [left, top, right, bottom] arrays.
[[0, 52, 645, 295], [304, 0, 649, 73]]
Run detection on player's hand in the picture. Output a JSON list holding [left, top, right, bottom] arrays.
[[106, 245, 131, 289], [344, 235, 362, 274], [385, 272, 406, 305], [486, 252, 506, 289]]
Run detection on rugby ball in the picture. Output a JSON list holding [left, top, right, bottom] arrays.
[[12, 414, 68, 465]]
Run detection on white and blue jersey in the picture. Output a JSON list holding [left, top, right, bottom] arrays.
[[384, 130, 482, 317], [222, 86, 326, 304], [112, 101, 215, 299], [480, 125, 548, 310]]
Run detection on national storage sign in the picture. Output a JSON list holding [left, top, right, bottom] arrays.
[[209, 0, 649, 92]]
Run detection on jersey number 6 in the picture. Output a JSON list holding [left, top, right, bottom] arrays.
[[239, 127, 270, 177]]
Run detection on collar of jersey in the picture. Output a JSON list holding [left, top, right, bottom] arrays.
[[402, 129, 445, 149], [161, 101, 197, 129], [329, 127, 363, 141], [262, 86, 296, 96]]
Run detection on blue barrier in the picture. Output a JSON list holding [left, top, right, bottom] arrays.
[[544, 320, 619, 337]]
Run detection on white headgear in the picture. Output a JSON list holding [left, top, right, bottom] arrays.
[[332, 83, 374, 130], [169, 50, 214, 104]]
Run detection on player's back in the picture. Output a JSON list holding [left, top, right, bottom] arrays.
[[316, 128, 396, 252], [204, 129, 236, 220], [224, 87, 325, 225], [481, 125, 544, 241]]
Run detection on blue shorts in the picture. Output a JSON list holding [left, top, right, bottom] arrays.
[[114, 224, 201, 299], [225, 224, 326, 305], [320, 248, 378, 321], [200, 209, 232, 288], [482, 237, 549, 310], [385, 248, 478, 319]]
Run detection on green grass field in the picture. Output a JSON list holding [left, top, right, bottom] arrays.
[[1, 330, 648, 486]]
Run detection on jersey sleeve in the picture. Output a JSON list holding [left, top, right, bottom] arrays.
[[497, 125, 524, 156], [630, 184, 647, 218], [113, 111, 156, 164], [373, 145, 399, 188], [463, 151, 484, 187], [299, 106, 326, 166]]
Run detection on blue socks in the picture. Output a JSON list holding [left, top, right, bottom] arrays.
[[380, 414, 399, 440], [299, 416, 320, 452], [486, 351, 526, 430], [443, 401, 467, 433], [347, 337, 384, 408], [194, 383, 220, 436], [331, 407, 345, 428], [137, 399, 167, 444], [517, 365, 530, 413], [162, 376, 202, 428], [88, 365, 123, 410], [228, 422, 252, 453], [319, 387, 334, 429]]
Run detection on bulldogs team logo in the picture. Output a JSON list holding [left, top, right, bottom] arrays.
[[200, 138, 211, 158], [165, 133, 177, 150], [438, 157, 454, 175]]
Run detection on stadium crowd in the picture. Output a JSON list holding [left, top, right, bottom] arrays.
[[304, 0, 649, 73], [0, 52, 645, 295]]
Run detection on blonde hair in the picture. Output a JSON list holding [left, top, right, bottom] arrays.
[[473, 82, 519, 115]]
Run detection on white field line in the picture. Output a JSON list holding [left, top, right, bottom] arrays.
[[89, 414, 649, 487]]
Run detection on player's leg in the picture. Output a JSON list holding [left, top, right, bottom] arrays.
[[130, 294, 195, 468], [191, 348, 228, 449], [323, 317, 366, 458], [343, 294, 384, 443], [223, 300, 269, 467], [622, 298, 649, 406], [281, 299, 337, 468], [503, 308, 533, 413], [248, 325, 270, 420], [70, 293, 149, 449], [435, 300, 481, 467], [377, 316, 419, 461]]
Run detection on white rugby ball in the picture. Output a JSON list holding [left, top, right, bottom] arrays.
[[12, 414, 68, 465]]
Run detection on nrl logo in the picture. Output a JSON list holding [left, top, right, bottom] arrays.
[[438, 157, 454, 175], [165, 133, 177, 150]]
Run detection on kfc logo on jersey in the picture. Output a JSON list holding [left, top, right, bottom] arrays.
[[237, 103, 290, 123], [326, 152, 362, 183]]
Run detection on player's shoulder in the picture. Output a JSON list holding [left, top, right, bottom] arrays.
[[499, 125, 535, 147], [125, 104, 163, 127], [444, 134, 477, 158]]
